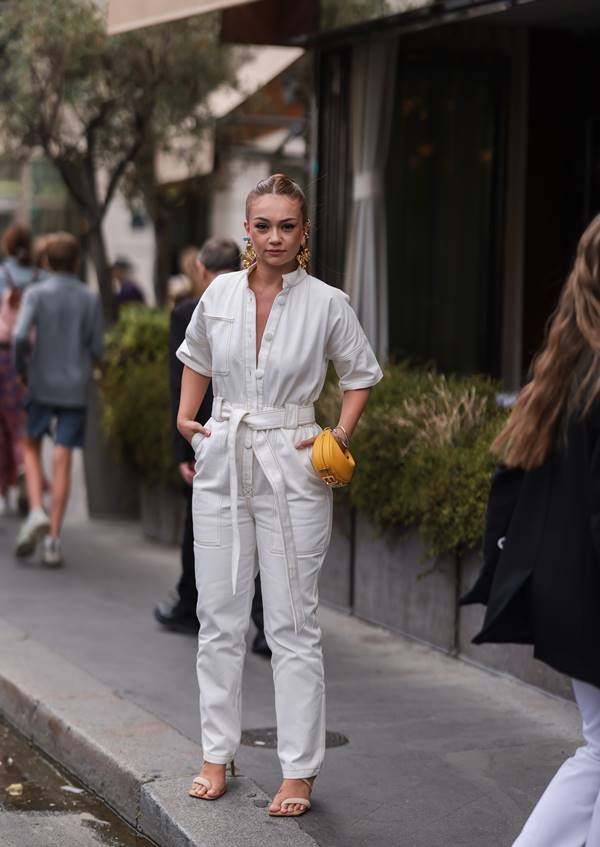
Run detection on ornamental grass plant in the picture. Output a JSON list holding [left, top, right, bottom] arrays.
[[316, 363, 508, 557], [101, 306, 177, 486]]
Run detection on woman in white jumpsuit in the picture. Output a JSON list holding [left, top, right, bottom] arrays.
[[177, 174, 382, 816]]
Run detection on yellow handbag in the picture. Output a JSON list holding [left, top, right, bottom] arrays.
[[311, 428, 356, 488]]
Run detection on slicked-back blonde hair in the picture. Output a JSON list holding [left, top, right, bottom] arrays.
[[494, 214, 600, 468], [245, 173, 308, 223]]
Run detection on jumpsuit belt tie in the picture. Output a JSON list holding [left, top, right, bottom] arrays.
[[212, 397, 316, 635]]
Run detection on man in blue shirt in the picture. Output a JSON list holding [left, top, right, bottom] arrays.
[[13, 232, 103, 566]]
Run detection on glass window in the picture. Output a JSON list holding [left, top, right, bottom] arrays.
[[386, 55, 505, 375]]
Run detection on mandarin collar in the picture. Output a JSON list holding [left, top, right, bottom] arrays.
[[245, 264, 307, 290], [282, 265, 307, 289]]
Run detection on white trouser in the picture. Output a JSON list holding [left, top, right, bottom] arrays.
[[513, 679, 600, 846], [192, 414, 331, 777]]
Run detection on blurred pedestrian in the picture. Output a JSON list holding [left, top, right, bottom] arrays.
[[167, 245, 198, 310], [31, 235, 50, 279], [0, 224, 39, 292], [0, 224, 39, 514], [13, 232, 103, 567], [462, 214, 600, 846], [111, 257, 145, 312], [156, 237, 270, 657], [177, 174, 381, 813]]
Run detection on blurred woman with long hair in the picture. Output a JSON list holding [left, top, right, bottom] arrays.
[[0, 224, 39, 513], [463, 214, 600, 845]]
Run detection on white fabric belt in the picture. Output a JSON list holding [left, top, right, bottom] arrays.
[[212, 397, 316, 634]]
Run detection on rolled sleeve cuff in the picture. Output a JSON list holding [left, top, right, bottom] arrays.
[[339, 367, 383, 392], [176, 339, 212, 377]]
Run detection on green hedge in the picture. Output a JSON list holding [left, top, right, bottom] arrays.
[[101, 311, 507, 554], [100, 306, 177, 487], [316, 364, 508, 558]]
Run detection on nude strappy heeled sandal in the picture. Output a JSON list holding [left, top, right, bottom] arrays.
[[188, 761, 236, 801], [268, 777, 313, 817]]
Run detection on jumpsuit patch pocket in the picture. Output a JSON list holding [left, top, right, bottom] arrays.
[[191, 432, 205, 453], [192, 493, 222, 547], [270, 493, 332, 558], [192, 431, 209, 473], [204, 315, 234, 375]]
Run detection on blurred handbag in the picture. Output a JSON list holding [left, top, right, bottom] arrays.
[[311, 428, 355, 488]]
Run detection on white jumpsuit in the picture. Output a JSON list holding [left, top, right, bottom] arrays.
[[176, 265, 382, 778]]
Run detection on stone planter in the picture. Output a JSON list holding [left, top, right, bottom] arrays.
[[321, 504, 572, 698], [320, 495, 353, 612], [353, 513, 457, 652], [83, 382, 140, 520], [140, 481, 184, 546]]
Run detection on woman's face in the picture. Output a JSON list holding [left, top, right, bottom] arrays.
[[245, 195, 305, 273]]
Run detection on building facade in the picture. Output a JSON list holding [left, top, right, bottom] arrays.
[[313, 1, 600, 386], [106, 0, 600, 386]]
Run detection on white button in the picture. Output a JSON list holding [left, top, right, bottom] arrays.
[[256, 370, 264, 379], [256, 434, 265, 445], [277, 295, 286, 305], [244, 438, 252, 449], [264, 332, 273, 342]]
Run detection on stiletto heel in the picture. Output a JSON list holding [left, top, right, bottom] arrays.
[[188, 760, 235, 800]]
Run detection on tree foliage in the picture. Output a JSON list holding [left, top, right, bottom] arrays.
[[0, 0, 238, 315]]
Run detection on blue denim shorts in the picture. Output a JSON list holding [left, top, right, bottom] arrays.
[[26, 402, 86, 448]]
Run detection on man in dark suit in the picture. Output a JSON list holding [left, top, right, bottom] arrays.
[[154, 237, 270, 657]]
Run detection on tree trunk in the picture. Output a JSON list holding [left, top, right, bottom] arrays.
[[85, 225, 116, 324], [153, 213, 172, 308]]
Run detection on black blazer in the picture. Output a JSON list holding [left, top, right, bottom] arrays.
[[461, 405, 600, 689], [169, 297, 213, 465]]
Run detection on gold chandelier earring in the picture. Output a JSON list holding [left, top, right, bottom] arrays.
[[296, 223, 311, 271], [242, 237, 256, 269]]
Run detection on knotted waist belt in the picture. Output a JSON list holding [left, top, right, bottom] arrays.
[[211, 396, 316, 634]]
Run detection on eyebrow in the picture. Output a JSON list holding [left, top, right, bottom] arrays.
[[253, 216, 299, 223]]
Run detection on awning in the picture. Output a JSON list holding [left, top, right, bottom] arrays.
[[155, 45, 303, 184], [106, 0, 261, 35]]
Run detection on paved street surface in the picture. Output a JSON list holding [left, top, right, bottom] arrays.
[[0, 715, 153, 847], [0, 454, 583, 847]]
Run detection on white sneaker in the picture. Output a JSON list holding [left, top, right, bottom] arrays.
[[15, 507, 50, 558], [42, 536, 63, 568]]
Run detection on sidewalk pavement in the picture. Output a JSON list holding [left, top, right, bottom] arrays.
[[0, 455, 583, 847]]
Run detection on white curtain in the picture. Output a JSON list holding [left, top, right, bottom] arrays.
[[344, 38, 398, 362]]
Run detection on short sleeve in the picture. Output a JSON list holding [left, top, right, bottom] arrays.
[[176, 299, 212, 377], [13, 285, 36, 341], [326, 290, 383, 391]]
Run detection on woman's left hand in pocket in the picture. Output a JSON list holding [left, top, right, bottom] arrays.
[[295, 435, 317, 450]]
